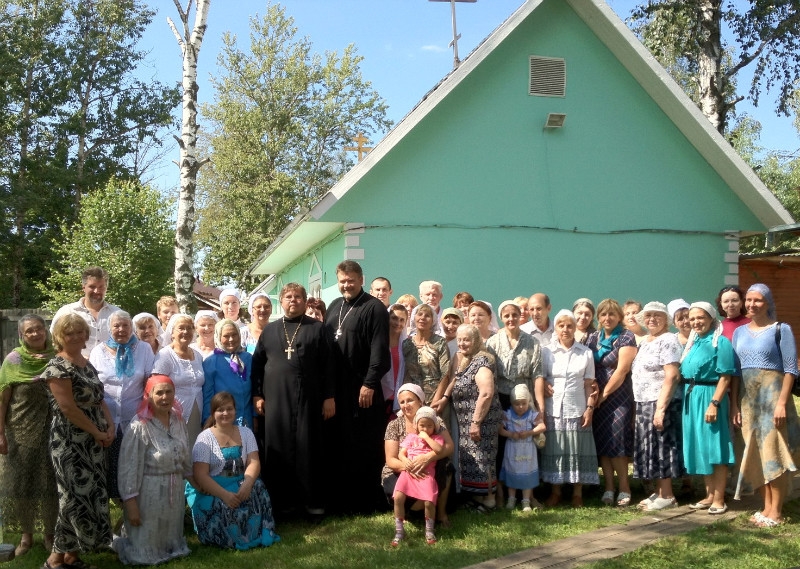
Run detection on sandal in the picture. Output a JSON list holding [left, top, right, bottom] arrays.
[[616, 492, 632, 507], [464, 499, 489, 514], [689, 501, 712, 510], [755, 516, 782, 528], [15, 540, 32, 557], [601, 490, 615, 505]]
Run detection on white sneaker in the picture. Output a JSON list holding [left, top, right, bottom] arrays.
[[506, 496, 517, 510], [646, 496, 677, 511], [521, 499, 532, 512]]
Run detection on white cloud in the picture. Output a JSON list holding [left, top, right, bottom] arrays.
[[420, 44, 447, 53]]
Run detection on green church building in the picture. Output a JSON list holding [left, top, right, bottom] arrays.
[[248, 0, 792, 313]]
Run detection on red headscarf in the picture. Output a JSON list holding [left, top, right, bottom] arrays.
[[137, 374, 184, 422]]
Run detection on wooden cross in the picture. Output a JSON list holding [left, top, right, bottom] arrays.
[[344, 132, 373, 161]]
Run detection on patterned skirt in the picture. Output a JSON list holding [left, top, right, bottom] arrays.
[[186, 476, 279, 550], [736, 368, 800, 497], [541, 415, 599, 485], [592, 387, 634, 458], [633, 399, 685, 480]]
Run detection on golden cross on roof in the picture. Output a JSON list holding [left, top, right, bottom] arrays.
[[344, 132, 373, 162]]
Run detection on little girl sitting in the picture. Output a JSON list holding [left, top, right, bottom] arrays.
[[392, 406, 444, 546], [499, 384, 545, 511]]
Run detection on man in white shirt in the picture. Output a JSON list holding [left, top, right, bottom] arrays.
[[413, 280, 444, 335], [50, 266, 120, 357], [521, 293, 554, 345], [368, 277, 393, 308]]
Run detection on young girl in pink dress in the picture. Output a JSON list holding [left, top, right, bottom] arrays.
[[392, 406, 444, 546]]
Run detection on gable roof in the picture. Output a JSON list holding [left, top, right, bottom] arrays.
[[250, 0, 793, 277]]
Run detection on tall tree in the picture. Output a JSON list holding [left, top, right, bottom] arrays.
[[39, 178, 175, 315], [168, 0, 211, 313], [631, 0, 800, 134], [0, 0, 180, 309], [196, 2, 391, 288]]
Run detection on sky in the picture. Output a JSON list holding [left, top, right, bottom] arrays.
[[139, 0, 800, 190]]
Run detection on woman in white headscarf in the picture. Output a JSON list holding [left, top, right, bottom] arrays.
[[219, 289, 244, 327], [679, 302, 736, 515], [190, 310, 219, 359], [132, 312, 164, 355]]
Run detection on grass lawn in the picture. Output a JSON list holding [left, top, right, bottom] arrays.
[[5, 489, 799, 569]]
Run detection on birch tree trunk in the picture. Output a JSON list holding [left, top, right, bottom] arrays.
[[168, 0, 210, 312], [697, 0, 725, 133]]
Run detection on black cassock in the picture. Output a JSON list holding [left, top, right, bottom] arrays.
[[251, 315, 335, 511]]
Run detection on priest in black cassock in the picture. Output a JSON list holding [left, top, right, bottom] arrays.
[[251, 283, 335, 519], [324, 260, 391, 513]]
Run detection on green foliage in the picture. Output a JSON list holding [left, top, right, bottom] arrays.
[[196, 2, 392, 288], [630, 0, 800, 130], [38, 178, 175, 315], [0, 0, 179, 309]]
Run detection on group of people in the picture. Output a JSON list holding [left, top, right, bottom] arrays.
[[0, 263, 798, 564]]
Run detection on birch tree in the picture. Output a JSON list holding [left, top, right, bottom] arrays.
[[196, 3, 391, 287], [631, 0, 800, 134], [168, 0, 211, 313]]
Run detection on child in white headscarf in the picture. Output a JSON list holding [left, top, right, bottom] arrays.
[[499, 384, 545, 511], [391, 406, 444, 547]]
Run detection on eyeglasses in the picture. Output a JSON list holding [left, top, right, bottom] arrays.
[[643, 314, 665, 320]]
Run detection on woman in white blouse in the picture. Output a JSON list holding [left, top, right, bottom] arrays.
[[630, 301, 684, 511], [538, 309, 599, 508], [89, 310, 154, 502], [152, 314, 205, 445]]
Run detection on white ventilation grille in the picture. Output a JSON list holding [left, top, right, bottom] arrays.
[[529, 56, 566, 97]]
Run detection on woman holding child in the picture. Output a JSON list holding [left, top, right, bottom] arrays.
[[382, 383, 454, 527]]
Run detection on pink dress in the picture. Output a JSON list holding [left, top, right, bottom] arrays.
[[393, 433, 445, 502]]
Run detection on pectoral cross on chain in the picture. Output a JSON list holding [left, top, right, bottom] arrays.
[[285, 346, 295, 360]]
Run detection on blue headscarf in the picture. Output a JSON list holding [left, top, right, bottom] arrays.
[[106, 335, 139, 378], [747, 283, 777, 320]]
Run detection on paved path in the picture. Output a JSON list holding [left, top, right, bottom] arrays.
[[463, 483, 800, 569]]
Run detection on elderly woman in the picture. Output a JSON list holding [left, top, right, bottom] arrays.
[[190, 310, 218, 359], [305, 297, 327, 322], [586, 299, 636, 507], [732, 283, 800, 527], [132, 312, 163, 355], [0, 314, 58, 556], [679, 302, 736, 515], [219, 289, 244, 327], [90, 311, 154, 504], [41, 313, 114, 569], [202, 319, 254, 428], [443, 324, 502, 510], [573, 298, 597, 345], [486, 300, 543, 505], [468, 301, 494, 343], [403, 304, 450, 405], [381, 305, 408, 421], [153, 314, 205, 445], [667, 299, 691, 347], [382, 383, 454, 525], [115, 375, 192, 565], [539, 310, 599, 507], [631, 302, 684, 511], [241, 294, 272, 354], [187, 391, 279, 549], [623, 300, 647, 345], [717, 285, 750, 340]]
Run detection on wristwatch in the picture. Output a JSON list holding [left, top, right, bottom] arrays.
[[710, 399, 720, 408]]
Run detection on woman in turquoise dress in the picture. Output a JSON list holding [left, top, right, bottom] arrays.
[[186, 391, 279, 550], [679, 302, 736, 514]]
